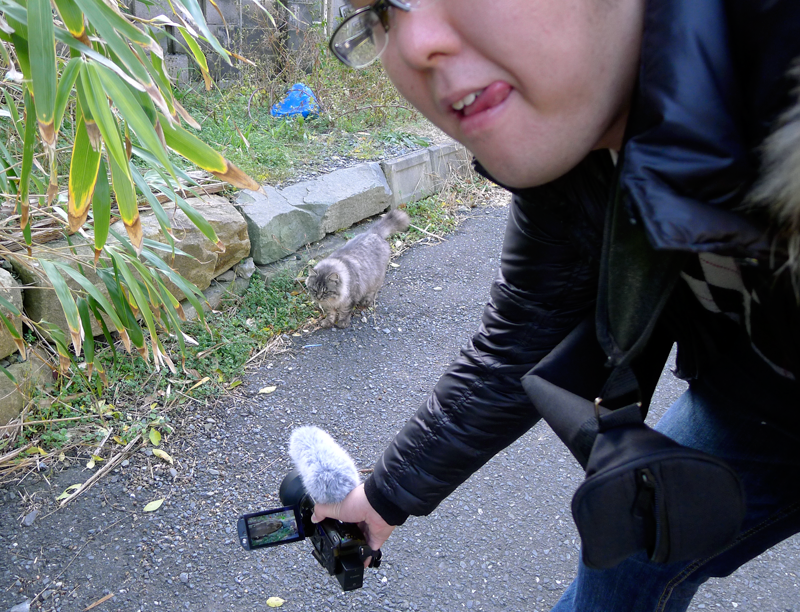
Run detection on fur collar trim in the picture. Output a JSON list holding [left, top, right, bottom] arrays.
[[749, 61, 800, 279]]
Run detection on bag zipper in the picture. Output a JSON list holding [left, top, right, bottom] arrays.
[[638, 467, 670, 563]]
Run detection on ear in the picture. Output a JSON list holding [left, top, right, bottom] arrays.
[[328, 273, 340, 283], [307, 267, 318, 277]]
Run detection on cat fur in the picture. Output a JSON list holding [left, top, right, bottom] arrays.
[[306, 209, 410, 328]]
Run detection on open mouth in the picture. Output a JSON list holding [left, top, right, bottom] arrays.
[[451, 82, 512, 119]]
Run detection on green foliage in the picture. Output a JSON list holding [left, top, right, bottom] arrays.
[[174, 23, 428, 184], [11, 270, 315, 451], [181, 271, 317, 380]]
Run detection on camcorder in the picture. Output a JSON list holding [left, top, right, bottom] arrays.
[[237, 468, 382, 591]]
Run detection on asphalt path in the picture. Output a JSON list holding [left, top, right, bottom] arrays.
[[1, 198, 799, 612]]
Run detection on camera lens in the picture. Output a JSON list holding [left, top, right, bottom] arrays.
[[279, 469, 308, 506]]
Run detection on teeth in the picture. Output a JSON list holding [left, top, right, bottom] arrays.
[[452, 90, 482, 111]]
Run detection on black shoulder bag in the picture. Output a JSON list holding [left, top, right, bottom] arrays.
[[521, 184, 746, 570]]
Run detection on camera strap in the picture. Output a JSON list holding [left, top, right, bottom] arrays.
[[357, 546, 382, 568]]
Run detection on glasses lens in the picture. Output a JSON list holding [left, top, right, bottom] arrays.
[[330, 9, 388, 68]]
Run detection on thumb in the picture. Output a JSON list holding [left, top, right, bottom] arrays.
[[311, 502, 340, 524]]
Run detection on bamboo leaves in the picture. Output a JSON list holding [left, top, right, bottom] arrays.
[[40, 259, 83, 356], [0, 0, 265, 380], [158, 116, 261, 191], [28, 0, 57, 150], [108, 150, 142, 253], [68, 115, 102, 232]]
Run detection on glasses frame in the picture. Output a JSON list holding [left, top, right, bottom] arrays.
[[328, 0, 413, 68]]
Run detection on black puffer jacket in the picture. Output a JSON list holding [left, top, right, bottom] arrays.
[[365, 0, 800, 526]]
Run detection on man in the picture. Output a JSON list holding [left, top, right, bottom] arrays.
[[313, 1, 800, 610]]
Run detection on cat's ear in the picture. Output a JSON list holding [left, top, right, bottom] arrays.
[[307, 267, 318, 277], [328, 273, 340, 283]]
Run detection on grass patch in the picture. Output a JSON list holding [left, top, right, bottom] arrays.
[[0, 270, 317, 478]]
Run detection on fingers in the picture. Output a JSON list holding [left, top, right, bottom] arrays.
[[310, 484, 397, 568], [311, 501, 341, 524], [311, 483, 397, 551], [362, 521, 395, 553]]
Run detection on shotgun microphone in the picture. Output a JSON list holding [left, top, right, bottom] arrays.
[[288, 426, 360, 504]]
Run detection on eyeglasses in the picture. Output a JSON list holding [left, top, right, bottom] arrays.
[[328, 0, 424, 69]]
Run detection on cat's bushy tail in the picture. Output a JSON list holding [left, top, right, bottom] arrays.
[[370, 209, 411, 239]]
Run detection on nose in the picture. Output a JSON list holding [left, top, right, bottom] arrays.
[[389, 5, 460, 70]]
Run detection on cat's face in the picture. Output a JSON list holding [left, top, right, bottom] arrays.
[[305, 269, 341, 304]]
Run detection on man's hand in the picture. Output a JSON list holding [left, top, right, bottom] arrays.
[[312, 483, 396, 566]]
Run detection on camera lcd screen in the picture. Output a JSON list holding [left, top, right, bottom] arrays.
[[241, 506, 304, 549]]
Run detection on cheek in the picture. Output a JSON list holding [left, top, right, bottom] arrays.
[[381, 54, 452, 130], [380, 53, 419, 103]]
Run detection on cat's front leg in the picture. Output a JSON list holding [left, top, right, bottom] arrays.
[[320, 309, 337, 328], [335, 309, 353, 328], [359, 290, 378, 309]]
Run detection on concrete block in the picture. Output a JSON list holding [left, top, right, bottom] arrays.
[[281, 163, 392, 236], [380, 149, 435, 207], [10, 195, 248, 341], [206, 0, 241, 26], [131, 0, 173, 20], [180, 275, 250, 322], [111, 194, 251, 298], [428, 142, 472, 190], [241, 4, 267, 29], [164, 54, 190, 86], [235, 187, 321, 265], [0, 350, 52, 425]]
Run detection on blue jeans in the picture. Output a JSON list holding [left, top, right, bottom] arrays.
[[551, 341, 800, 612]]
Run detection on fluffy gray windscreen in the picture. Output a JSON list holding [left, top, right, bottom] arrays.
[[288, 426, 361, 504]]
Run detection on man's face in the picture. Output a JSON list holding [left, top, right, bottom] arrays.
[[364, 0, 644, 188]]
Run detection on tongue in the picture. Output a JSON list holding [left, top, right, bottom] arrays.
[[462, 82, 512, 117]]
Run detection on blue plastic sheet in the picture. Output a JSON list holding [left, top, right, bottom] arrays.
[[270, 83, 320, 118]]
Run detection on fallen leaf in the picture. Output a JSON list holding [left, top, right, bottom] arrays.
[[228, 380, 242, 389], [143, 498, 164, 512], [188, 376, 210, 392], [149, 428, 162, 446], [390, 263, 400, 268], [113, 436, 125, 445], [152, 449, 173, 465], [86, 454, 104, 469], [57, 484, 82, 501], [58, 452, 65, 462], [266, 597, 285, 608], [258, 386, 277, 394], [84, 592, 115, 610]]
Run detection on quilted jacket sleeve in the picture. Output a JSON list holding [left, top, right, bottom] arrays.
[[364, 152, 614, 525]]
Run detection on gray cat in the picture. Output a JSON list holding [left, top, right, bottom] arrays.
[[306, 209, 410, 328]]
